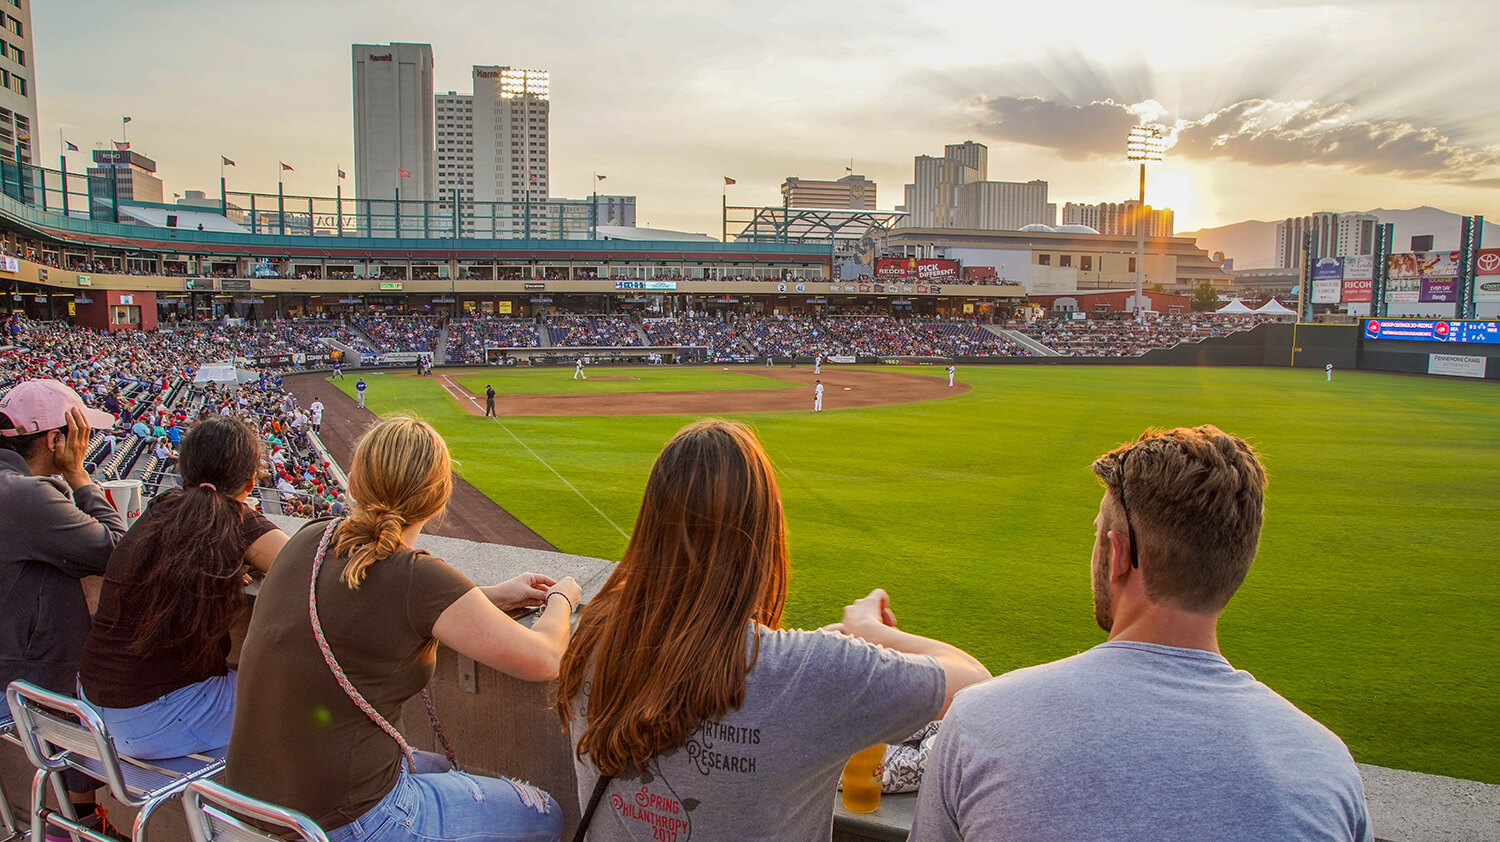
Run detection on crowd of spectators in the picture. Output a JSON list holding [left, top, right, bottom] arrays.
[[547, 315, 642, 347], [641, 317, 752, 361], [445, 317, 541, 363], [1012, 313, 1262, 357], [739, 315, 854, 358], [1, 315, 345, 517], [353, 316, 445, 353], [822, 316, 1029, 357]]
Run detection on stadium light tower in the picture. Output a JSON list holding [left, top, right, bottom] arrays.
[[1126, 126, 1166, 322]]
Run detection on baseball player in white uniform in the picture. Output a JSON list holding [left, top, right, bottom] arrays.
[[948, 365, 956, 387], [574, 357, 587, 380], [813, 380, 824, 412], [1326, 362, 1333, 382], [309, 398, 324, 432], [814, 354, 822, 375]]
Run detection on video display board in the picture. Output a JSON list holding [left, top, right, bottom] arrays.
[[1363, 319, 1500, 344]]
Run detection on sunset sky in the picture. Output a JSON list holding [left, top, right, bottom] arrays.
[[34, 0, 1500, 235]]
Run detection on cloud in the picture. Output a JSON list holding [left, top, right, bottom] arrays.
[[968, 94, 1500, 184], [971, 96, 1138, 161]]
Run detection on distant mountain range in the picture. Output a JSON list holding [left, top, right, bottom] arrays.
[[1180, 207, 1500, 270]]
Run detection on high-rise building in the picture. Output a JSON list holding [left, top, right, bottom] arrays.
[[0, 0, 37, 166], [435, 91, 473, 205], [468, 66, 549, 205], [956, 180, 1051, 230], [86, 149, 163, 206], [1063, 200, 1174, 237], [352, 42, 436, 202], [780, 174, 876, 210], [899, 141, 1051, 231], [593, 195, 636, 227], [943, 141, 987, 180], [1274, 211, 1375, 268]]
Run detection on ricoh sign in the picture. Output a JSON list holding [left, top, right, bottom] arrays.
[[367, 54, 393, 62], [475, 69, 500, 78]]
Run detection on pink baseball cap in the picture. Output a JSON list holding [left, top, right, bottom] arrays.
[[0, 379, 116, 436]]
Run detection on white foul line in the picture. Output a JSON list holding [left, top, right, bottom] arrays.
[[441, 375, 629, 542]]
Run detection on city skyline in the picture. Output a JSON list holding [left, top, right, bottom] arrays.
[[32, 0, 1500, 239]]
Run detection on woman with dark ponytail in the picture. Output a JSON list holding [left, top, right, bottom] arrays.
[[79, 416, 287, 759]]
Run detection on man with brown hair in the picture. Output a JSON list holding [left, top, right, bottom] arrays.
[[911, 425, 1372, 842]]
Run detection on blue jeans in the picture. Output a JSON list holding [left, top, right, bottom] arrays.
[[80, 672, 236, 761], [327, 757, 561, 842]]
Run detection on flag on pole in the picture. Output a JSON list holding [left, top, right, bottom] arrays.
[[397, 168, 411, 178], [65, 140, 79, 152], [338, 168, 347, 180], [281, 162, 294, 172], [595, 174, 606, 181], [221, 156, 236, 167], [113, 141, 130, 151], [528, 173, 537, 184], [122, 116, 133, 124], [845, 166, 853, 173], [724, 176, 736, 185]]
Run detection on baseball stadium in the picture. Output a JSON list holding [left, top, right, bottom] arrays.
[[0, 145, 1497, 842]]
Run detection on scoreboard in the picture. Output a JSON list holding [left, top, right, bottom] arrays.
[[1362, 319, 1500, 344]]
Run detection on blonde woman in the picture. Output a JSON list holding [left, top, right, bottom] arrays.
[[228, 417, 580, 842]]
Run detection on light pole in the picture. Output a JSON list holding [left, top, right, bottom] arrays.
[[1126, 126, 1165, 322]]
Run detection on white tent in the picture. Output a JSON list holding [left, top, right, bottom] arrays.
[[1216, 299, 1254, 314], [1254, 299, 1297, 316]]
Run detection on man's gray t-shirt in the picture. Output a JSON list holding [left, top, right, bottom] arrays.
[[910, 641, 1371, 842], [571, 625, 946, 841]]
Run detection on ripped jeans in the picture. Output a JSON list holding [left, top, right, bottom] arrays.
[[327, 753, 561, 842]]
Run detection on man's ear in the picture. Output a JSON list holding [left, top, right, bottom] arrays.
[[1107, 528, 1134, 581]]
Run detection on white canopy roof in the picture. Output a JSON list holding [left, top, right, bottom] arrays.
[[1254, 298, 1297, 315], [1216, 299, 1254, 314]]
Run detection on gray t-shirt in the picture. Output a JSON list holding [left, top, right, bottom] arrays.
[[910, 641, 1371, 842], [571, 625, 946, 842]]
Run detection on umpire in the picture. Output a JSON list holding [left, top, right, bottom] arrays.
[[485, 385, 497, 417]]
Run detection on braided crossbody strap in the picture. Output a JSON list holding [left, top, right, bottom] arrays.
[[307, 518, 458, 772]]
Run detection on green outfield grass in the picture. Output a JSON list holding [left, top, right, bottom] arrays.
[[333, 365, 1500, 784], [446, 366, 800, 397]]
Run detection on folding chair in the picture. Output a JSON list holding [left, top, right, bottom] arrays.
[[5, 681, 227, 842], [180, 781, 327, 842], [2, 708, 26, 842]]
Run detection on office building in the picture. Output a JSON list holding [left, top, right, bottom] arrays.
[[593, 194, 635, 226], [1275, 211, 1376, 268], [435, 91, 474, 204], [957, 179, 1051, 230], [468, 65, 549, 204], [1063, 200, 1174, 238], [0, 0, 36, 165], [87, 149, 164, 205], [352, 42, 436, 202], [780, 174, 876, 210], [899, 141, 1051, 231]]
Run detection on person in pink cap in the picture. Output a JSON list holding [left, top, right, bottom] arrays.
[[0, 379, 127, 838]]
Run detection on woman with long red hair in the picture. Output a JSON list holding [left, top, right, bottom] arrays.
[[557, 419, 989, 840]]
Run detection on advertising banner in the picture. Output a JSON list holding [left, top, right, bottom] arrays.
[[874, 259, 959, 280], [0, 256, 18, 273], [1475, 278, 1500, 302], [1313, 257, 1344, 281], [1364, 319, 1500, 343], [1342, 278, 1372, 303], [1386, 277, 1421, 303], [915, 259, 959, 281], [1428, 354, 1487, 378], [1419, 279, 1456, 303], [1388, 251, 1460, 279], [1312, 279, 1341, 303], [1343, 255, 1374, 280], [1476, 248, 1500, 276]]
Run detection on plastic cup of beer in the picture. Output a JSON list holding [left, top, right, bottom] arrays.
[[840, 743, 885, 813]]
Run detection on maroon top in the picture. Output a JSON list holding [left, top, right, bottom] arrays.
[[79, 498, 276, 709]]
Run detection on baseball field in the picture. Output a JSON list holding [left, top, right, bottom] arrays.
[[330, 364, 1500, 784]]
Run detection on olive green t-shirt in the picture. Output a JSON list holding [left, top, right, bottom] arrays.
[[226, 520, 475, 829]]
